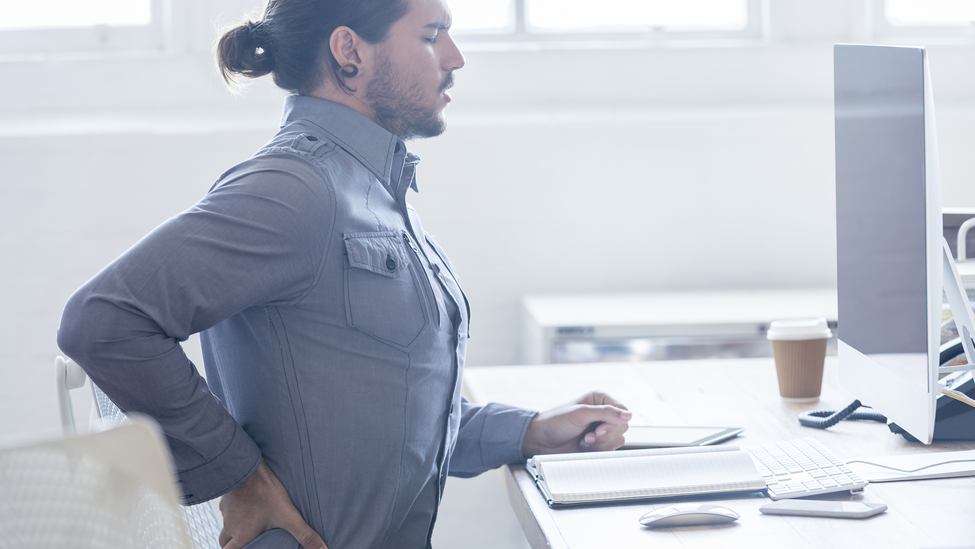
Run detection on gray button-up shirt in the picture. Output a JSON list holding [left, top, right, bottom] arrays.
[[58, 95, 536, 549]]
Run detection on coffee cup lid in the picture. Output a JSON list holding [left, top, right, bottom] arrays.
[[766, 318, 832, 341]]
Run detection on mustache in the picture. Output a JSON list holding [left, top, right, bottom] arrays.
[[439, 73, 455, 94]]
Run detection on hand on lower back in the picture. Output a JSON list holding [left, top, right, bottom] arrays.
[[218, 459, 328, 549]]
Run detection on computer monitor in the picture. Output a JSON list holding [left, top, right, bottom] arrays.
[[834, 44, 975, 444]]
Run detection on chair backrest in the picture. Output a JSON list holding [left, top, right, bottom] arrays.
[[55, 355, 89, 433], [55, 356, 223, 549], [92, 382, 132, 428], [0, 416, 193, 548]]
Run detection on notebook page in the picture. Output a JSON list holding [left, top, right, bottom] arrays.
[[539, 450, 765, 504], [525, 445, 739, 480]]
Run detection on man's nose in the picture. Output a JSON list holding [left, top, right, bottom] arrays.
[[442, 33, 465, 72]]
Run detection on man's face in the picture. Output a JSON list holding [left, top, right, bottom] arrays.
[[365, 0, 465, 140]]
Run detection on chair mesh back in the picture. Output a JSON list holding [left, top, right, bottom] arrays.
[[92, 384, 131, 428], [180, 499, 222, 549], [90, 385, 223, 549], [0, 446, 189, 548]]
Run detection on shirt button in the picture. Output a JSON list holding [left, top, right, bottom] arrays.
[[305, 135, 318, 141], [385, 255, 397, 271]]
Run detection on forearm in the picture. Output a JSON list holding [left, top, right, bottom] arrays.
[[448, 399, 537, 478], [58, 275, 262, 503]]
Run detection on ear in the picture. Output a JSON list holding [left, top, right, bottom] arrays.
[[329, 26, 364, 74]]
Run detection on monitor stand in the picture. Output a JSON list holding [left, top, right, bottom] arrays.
[[890, 239, 975, 442]]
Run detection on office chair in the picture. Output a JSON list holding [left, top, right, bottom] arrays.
[[0, 416, 194, 548], [55, 356, 223, 549]]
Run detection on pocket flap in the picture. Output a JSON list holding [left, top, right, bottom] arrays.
[[344, 232, 406, 277]]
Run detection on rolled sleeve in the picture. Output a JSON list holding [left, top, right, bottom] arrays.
[[448, 397, 537, 478]]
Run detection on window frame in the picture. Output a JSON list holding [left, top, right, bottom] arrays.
[[0, 0, 171, 56], [453, 0, 766, 46]]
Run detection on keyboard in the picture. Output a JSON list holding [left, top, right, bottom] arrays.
[[745, 438, 868, 500]]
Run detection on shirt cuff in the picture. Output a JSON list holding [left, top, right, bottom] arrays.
[[477, 403, 538, 469], [174, 421, 262, 505]]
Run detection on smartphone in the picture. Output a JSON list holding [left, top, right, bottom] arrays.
[[759, 500, 888, 519], [621, 426, 743, 449]]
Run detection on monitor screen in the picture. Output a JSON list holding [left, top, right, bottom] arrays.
[[834, 44, 946, 443], [835, 44, 930, 393]]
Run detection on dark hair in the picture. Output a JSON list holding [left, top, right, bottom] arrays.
[[217, 0, 410, 95]]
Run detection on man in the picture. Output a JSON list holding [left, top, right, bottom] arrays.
[[58, 0, 631, 547]]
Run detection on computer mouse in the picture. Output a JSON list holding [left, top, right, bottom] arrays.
[[639, 503, 740, 528]]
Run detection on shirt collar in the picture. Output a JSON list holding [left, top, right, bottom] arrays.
[[280, 95, 418, 191]]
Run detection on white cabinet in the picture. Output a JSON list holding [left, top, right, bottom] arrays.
[[521, 289, 837, 364]]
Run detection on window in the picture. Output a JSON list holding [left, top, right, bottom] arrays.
[[450, 0, 764, 45], [0, 0, 169, 56], [870, 0, 975, 41], [886, 0, 975, 25]]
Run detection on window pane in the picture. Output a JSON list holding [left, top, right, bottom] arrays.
[[886, 0, 975, 25], [450, 0, 512, 32], [527, 0, 747, 32], [0, 0, 151, 30]]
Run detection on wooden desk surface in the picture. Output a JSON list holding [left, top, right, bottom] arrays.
[[463, 358, 975, 549]]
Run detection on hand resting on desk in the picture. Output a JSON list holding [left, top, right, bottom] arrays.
[[521, 391, 631, 457]]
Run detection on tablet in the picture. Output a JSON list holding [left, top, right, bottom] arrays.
[[621, 426, 744, 449]]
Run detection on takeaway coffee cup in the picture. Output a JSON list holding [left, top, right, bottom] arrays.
[[766, 318, 832, 402]]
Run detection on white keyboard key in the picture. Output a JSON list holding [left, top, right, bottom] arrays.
[[745, 438, 869, 500]]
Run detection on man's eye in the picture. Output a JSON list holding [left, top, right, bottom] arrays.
[[425, 35, 437, 43]]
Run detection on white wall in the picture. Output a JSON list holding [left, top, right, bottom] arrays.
[[4, 1, 975, 547]]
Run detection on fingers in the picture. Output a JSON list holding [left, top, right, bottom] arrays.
[[580, 420, 629, 449], [575, 391, 629, 411], [221, 532, 243, 549], [221, 523, 326, 549], [574, 401, 630, 452], [582, 421, 628, 451], [284, 518, 329, 549], [220, 522, 260, 549], [221, 517, 327, 549], [218, 459, 327, 549], [574, 403, 632, 426], [586, 420, 629, 442], [596, 392, 629, 410]]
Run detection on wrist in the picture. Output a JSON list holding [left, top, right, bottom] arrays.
[[521, 413, 542, 458]]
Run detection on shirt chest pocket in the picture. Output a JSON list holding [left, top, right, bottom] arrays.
[[343, 231, 431, 351]]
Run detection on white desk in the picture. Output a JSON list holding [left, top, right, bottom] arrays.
[[464, 358, 975, 549]]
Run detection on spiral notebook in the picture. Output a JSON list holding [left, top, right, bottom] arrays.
[[525, 445, 766, 508]]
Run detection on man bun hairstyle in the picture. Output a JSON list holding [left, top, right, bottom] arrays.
[[217, 0, 411, 95], [217, 21, 274, 82]]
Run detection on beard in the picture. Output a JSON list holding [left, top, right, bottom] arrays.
[[366, 51, 453, 140]]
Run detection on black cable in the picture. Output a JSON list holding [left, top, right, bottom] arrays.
[[798, 399, 888, 429], [798, 338, 966, 430]]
